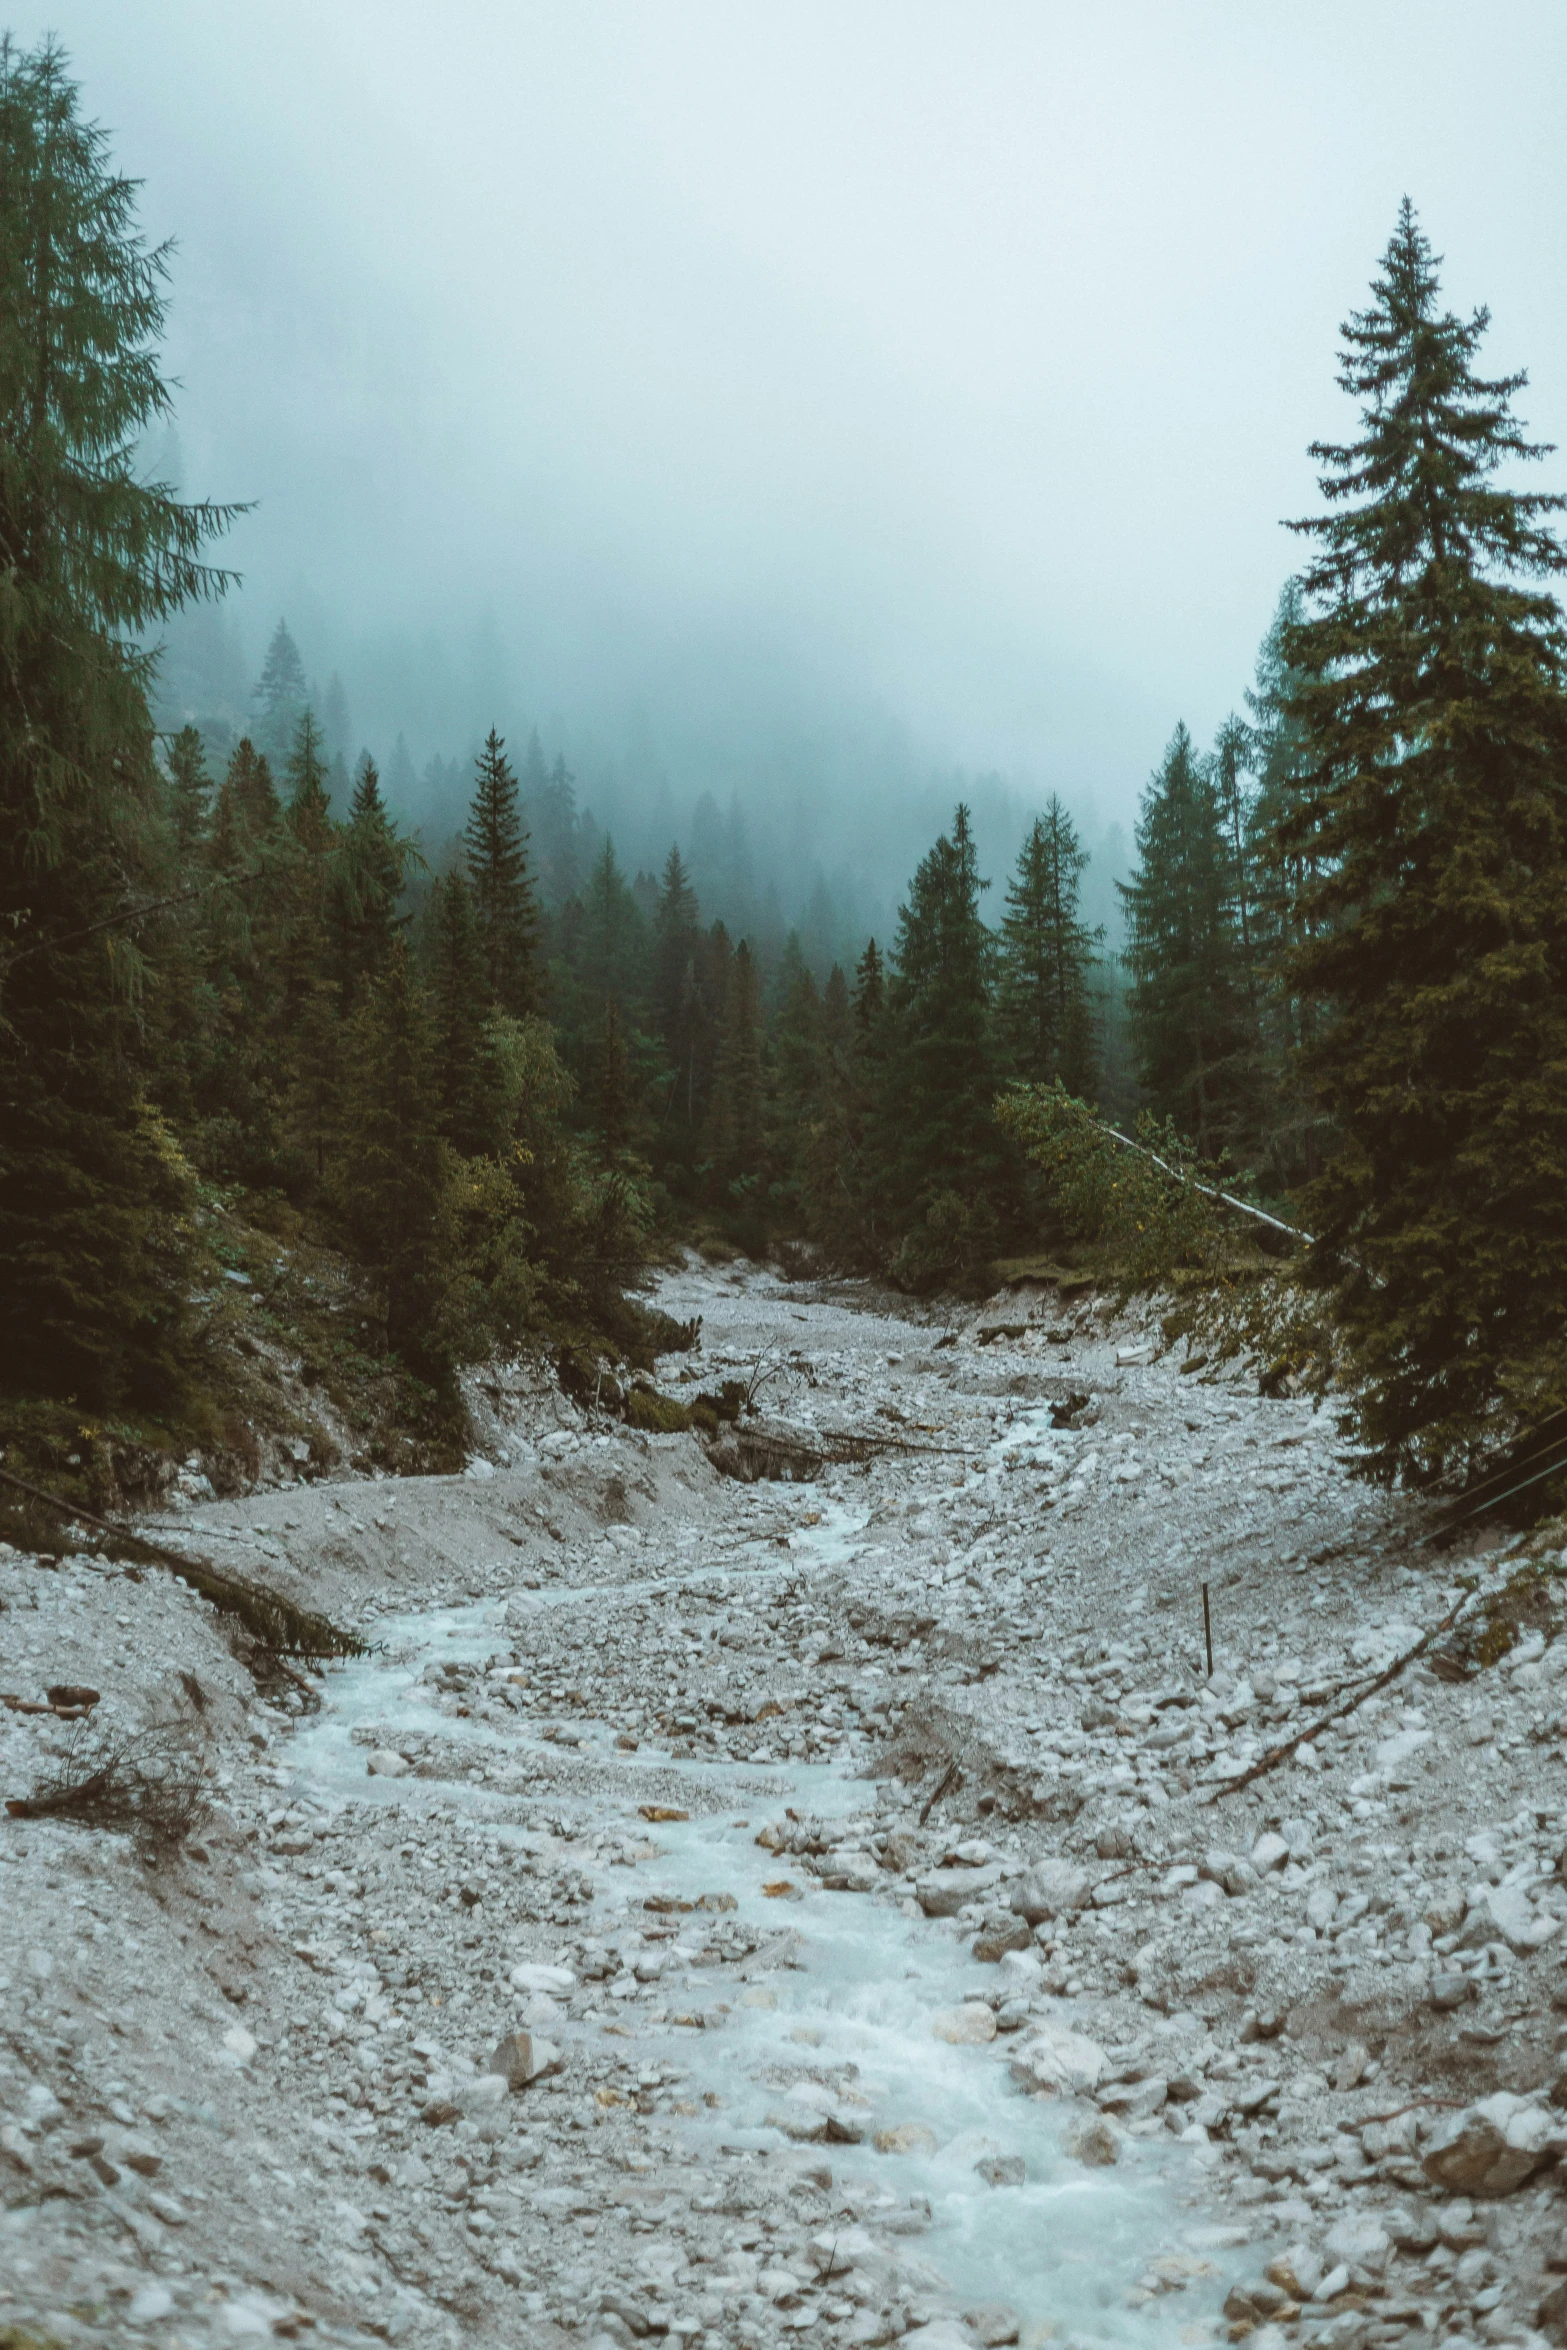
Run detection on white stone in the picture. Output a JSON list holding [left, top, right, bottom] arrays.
[[1461, 1883, 1558, 1954], [917, 1862, 1002, 1917], [931, 2002, 999, 2045], [1009, 1860, 1091, 1923], [509, 1961, 578, 1995], [1423, 2093, 1566, 2197], [1324, 2213, 1389, 2277], [366, 1750, 411, 1777], [1008, 2012, 1108, 2095]]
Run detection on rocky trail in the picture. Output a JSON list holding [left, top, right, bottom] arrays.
[[6, 1259, 1567, 2350]]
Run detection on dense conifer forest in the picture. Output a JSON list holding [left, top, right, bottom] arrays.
[[5, 41, 1567, 1504]]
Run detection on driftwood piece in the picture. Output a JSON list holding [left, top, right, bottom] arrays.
[[1205, 1586, 1479, 1803]]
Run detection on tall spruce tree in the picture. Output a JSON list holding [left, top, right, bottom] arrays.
[[0, 37, 240, 1403], [883, 805, 1011, 1280], [653, 846, 704, 1134], [998, 797, 1101, 1093], [425, 869, 497, 1158], [165, 724, 212, 859], [337, 941, 449, 1368], [1120, 725, 1256, 1160], [227, 736, 281, 843], [252, 619, 308, 764], [333, 754, 413, 998], [591, 994, 636, 1165], [705, 940, 764, 1196], [1276, 201, 1567, 1477], [463, 729, 538, 1015], [286, 710, 334, 850]]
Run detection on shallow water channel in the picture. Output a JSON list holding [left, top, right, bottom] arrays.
[[286, 1489, 1235, 2345]]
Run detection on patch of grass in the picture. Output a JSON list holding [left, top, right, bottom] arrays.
[[624, 1384, 693, 1435]]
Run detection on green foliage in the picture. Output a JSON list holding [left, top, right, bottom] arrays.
[[251, 619, 308, 765], [1275, 200, 1567, 1481], [999, 1082, 1233, 1286], [880, 804, 1017, 1282], [463, 729, 539, 1016], [1119, 724, 1259, 1163], [0, 36, 240, 1408], [335, 942, 449, 1369], [998, 797, 1101, 1092], [998, 1082, 1324, 1380]]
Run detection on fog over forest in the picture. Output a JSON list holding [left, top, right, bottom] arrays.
[[56, 0, 1567, 963]]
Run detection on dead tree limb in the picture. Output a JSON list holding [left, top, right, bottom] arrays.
[[1204, 1586, 1479, 1803], [919, 1759, 961, 1824], [1098, 1119, 1313, 1244]]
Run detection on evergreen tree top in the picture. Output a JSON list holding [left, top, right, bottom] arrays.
[[254, 619, 309, 719], [286, 709, 334, 847], [350, 752, 387, 826], [0, 35, 244, 633], [1293, 200, 1566, 617], [657, 844, 698, 934], [894, 802, 992, 1001]]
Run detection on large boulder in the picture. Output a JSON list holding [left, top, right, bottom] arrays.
[[916, 1863, 1002, 1917], [1422, 2093, 1566, 2197], [1009, 1860, 1092, 1924], [1008, 2013, 1108, 2096], [1458, 1883, 1560, 1955], [487, 2029, 562, 2090]]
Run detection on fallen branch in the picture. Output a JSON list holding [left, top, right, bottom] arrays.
[[1096, 1120, 1313, 1245], [6, 1720, 208, 1860], [1205, 1586, 1479, 1802], [0, 1464, 362, 1660], [919, 1758, 961, 1825]]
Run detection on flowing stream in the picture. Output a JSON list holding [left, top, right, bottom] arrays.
[[285, 1486, 1237, 2344]]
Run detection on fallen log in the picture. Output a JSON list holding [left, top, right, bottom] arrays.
[[0, 1464, 362, 1660]]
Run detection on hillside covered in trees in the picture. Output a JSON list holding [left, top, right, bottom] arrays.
[[4, 41, 1567, 1507]]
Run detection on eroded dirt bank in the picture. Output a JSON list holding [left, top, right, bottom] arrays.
[[4, 1260, 1567, 2350]]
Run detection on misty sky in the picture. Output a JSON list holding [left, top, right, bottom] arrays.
[[47, 2, 1567, 853]]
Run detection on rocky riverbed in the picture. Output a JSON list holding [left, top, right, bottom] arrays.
[[5, 1258, 1567, 2350]]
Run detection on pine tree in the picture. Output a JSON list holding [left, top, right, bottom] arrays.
[[705, 941, 765, 1195], [822, 962, 850, 1051], [1274, 201, 1567, 1477], [227, 737, 281, 844], [592, 994, 636, 1164], [998, 797, 1101, 1093], [1119, 725, 1255, 1160], [425, 869, 497, 1158], [0, 37, 240, 1404], [883, 805, 1011, 1281], [853, 938, 885, 1039], [577, 837, 647, 1015], [337, 941, 449, 1367], [165, 724, 212, 859], [252, 619, 308, 764], [333, 754, 413, 997], [653, 845, 700, 1055], [653, 846, 705, 1137], [286, 710, 334, 851], [463, 729, 538, 1015]]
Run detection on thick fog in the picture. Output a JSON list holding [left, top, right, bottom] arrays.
[[51, 1, 1567, 939]]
